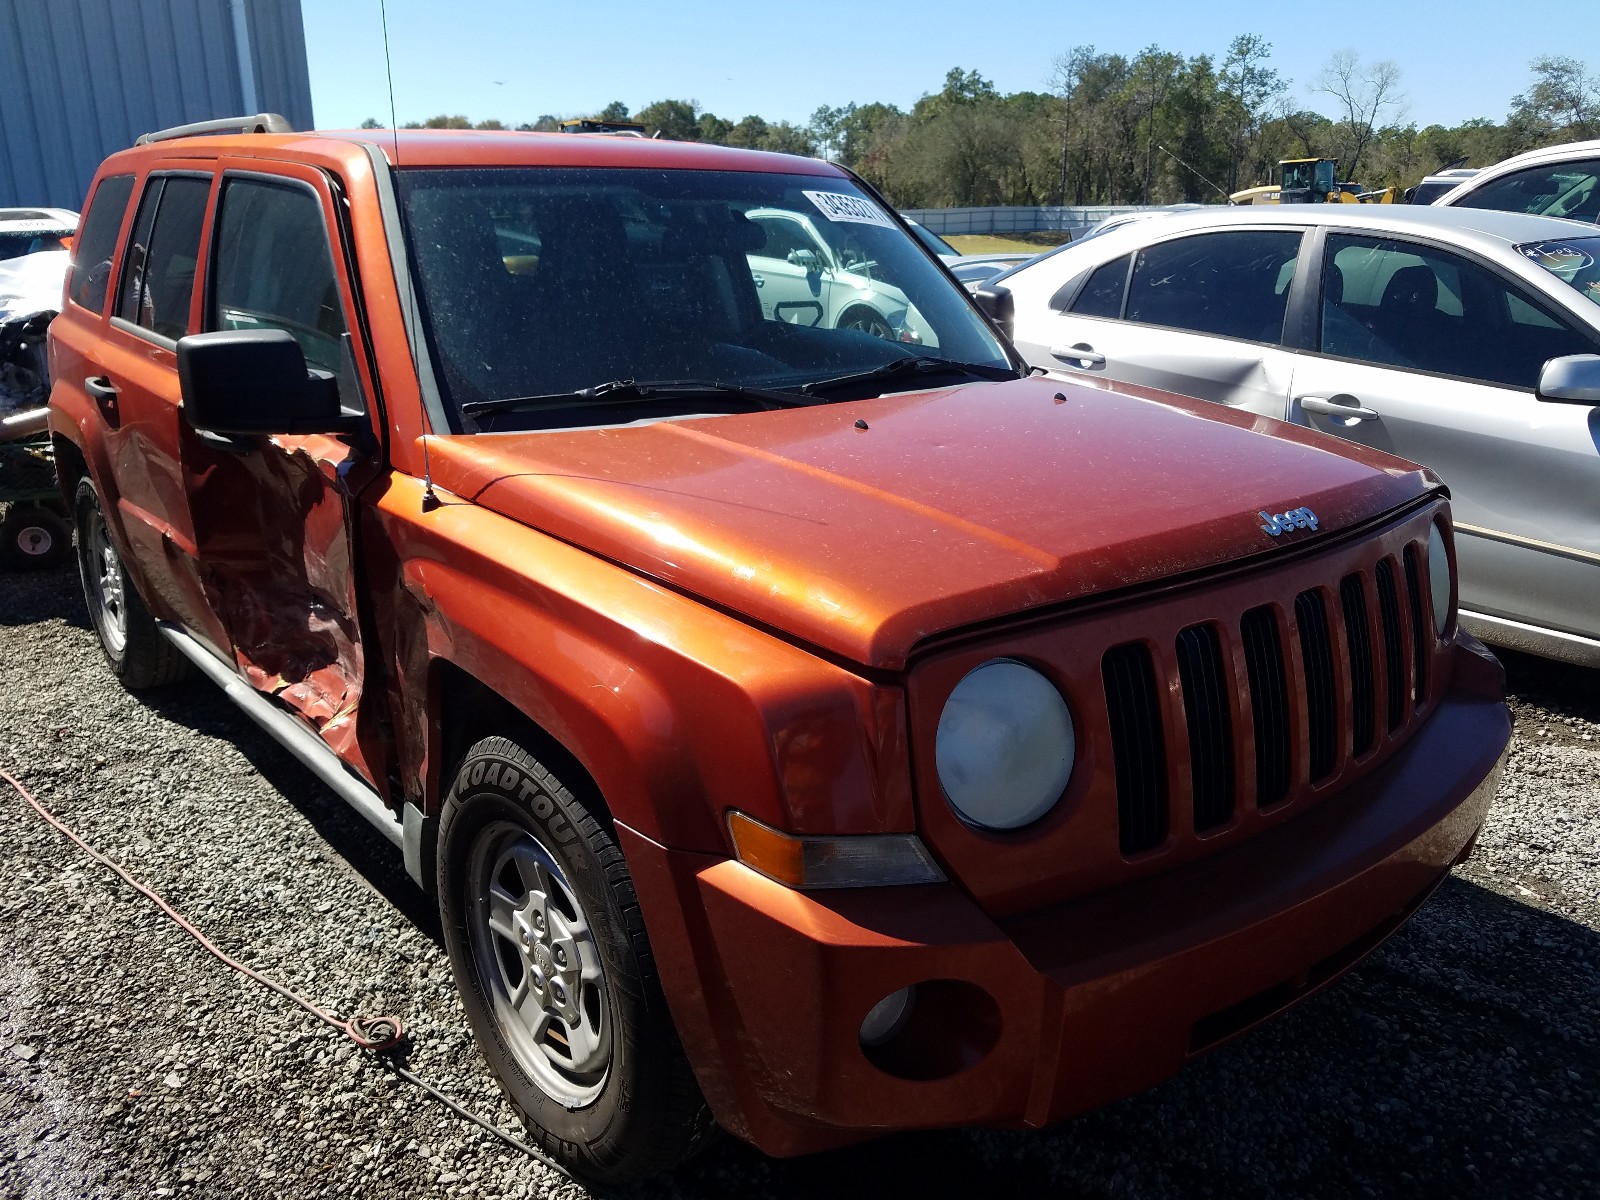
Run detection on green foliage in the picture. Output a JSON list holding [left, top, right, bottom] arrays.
[[384, 49, 1588, 205]]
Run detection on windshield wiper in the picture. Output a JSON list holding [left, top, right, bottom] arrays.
[[460, 378, 819, 420], [799, 355, 1021, 396]]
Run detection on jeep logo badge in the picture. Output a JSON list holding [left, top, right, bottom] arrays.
[[1260, 507, 1319, 537]]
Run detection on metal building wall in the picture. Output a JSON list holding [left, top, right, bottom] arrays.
[[0, 0, 313, 210]]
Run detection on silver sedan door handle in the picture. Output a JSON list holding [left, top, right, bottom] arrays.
[[1050, 343, 1105, 368], [1298, 395, 1379, 421]]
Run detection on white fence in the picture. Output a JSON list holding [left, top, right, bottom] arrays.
[[902, 205, 1159, 236]]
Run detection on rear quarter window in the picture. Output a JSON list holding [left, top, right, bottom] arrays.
[[67, 174, 135, 314]]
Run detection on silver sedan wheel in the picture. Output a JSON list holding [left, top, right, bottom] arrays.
[[85, 507, 129, 655], [468, 822, 611, 1108]]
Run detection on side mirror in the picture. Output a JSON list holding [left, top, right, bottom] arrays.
[[1536, 354, 1600, 405], [973, 285, 1014, 342], [177, 329, 363, 437], [787, 248, 823, 273]]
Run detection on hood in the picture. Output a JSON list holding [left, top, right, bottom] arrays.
[[426, 376, 1436, 670]]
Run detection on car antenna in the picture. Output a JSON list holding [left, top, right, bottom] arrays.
[[1156, 144, 1232, 203], [380, 0, 440, 512]]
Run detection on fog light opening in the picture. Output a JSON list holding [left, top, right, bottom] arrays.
[[859, 986, 917, 1048], [859, 978, 1002, 1082]]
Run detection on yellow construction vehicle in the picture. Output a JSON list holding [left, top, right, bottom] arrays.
[[1229, 158, 1397, 205]]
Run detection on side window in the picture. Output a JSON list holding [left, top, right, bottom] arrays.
[[209, 178, 348, 373], [752, 216, 820, 262], [1062, 255, 1129, 317], [67, 174, 135, 314], [115, 176, 210, 340], [1455, 160, 1600, 224], [1124, 230, 1302, 342], [1320, 234, 1596, 388]]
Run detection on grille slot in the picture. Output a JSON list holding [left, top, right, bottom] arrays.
[[1295, 590, 1338, 781], [1102, 643, 1168, 855], [1403, 545, 1429, 704], [1176, 623, 1234, 831], [1375, 558, 1407, 732], [1340, 574, 1376, 758], [1240, 605, 1291, 808]]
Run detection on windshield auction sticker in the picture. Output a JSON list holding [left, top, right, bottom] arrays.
[[1518, 242, 1594, 274], [802, 191, 896, 229]]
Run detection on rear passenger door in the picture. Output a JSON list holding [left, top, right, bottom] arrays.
[[1018, 228, 1305, 418], [179, 165, 388, 782], [91, 171, 230, 646], [1290, 232, 1600, 645]]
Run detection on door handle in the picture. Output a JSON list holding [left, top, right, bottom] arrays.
[[85, 376, 120, 403], [1298, 395, 1379, 421], [1050, 344, 1105, 367]]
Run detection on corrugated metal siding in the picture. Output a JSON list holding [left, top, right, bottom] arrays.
[[0, 0, 313, 210]]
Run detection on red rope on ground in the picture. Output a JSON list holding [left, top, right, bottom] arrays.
[[0, 764, 404, 1051], [0, 762, 562, 1171]]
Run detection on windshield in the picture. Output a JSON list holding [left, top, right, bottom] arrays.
[[398, 167, 1013, 430], [1517, 238, 1600, 309], [0, 230, 68, 262]]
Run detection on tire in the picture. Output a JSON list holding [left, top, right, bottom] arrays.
[[836, 305, 895, 340], [437, 736, 713, 1184], [73, 479, 191, 689], [0, 504, 71, 569]]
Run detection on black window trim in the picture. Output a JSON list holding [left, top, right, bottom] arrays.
[[66, 172, 137, 318], [108, 168, 214, 351], [1050, 224, 1312, 350], [1304, 226, 1600, 394]]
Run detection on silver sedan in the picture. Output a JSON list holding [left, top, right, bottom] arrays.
[[985, 205, 1600, 667]]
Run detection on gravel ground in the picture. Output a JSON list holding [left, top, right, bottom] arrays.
[[1, 560, 1596, 1200]]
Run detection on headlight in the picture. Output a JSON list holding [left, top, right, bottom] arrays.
[[935, 659, 1075, 830], [1428, 522, 1452, 634]]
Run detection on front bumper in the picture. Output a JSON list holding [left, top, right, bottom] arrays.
[[619, 642, 1509, 1158]]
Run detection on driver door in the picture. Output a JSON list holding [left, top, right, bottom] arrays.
[[181, 164, 390, 788]]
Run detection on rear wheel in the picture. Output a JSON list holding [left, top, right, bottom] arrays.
[[437, 736, 712, 1184], [74, 480, 190, 689], [0, 504, 71, 569]]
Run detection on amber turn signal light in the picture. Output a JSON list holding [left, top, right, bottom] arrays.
[[726, 811, 946, 890]]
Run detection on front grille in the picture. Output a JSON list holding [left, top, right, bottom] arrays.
[[1340, 574, 1376, 757], [1241, 605, 1291, 807], [1102, 642, 1168, 855], [1176, 623, 1234, 831], [1096, 515, 1440, 857], [1375, 559, 1406, 732], [1403, 545, 1429, 704], [1295, 589, 1338, 781]]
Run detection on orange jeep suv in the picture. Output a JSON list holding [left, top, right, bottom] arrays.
[[48, 116, 1509, 1184]]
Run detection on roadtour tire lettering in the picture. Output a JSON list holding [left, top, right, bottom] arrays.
[[436, 735, 711, 1184]]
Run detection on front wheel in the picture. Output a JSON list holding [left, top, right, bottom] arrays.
[[437, 736, 712, 1184], [836, 304, 895, 340]]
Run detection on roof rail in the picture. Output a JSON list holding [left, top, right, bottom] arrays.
[[134, 113, 293, 146]]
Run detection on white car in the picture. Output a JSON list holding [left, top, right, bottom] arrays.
[[745, 207, 934, 343], [1435, 140, 1600, 224], [0, 206, 76, 265], [984, 204, 1600, 667]]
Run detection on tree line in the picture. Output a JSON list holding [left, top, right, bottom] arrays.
[[366, 46, 1600, 209]]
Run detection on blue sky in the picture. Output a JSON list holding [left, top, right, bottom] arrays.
[[304, 0, 1594, 133]]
